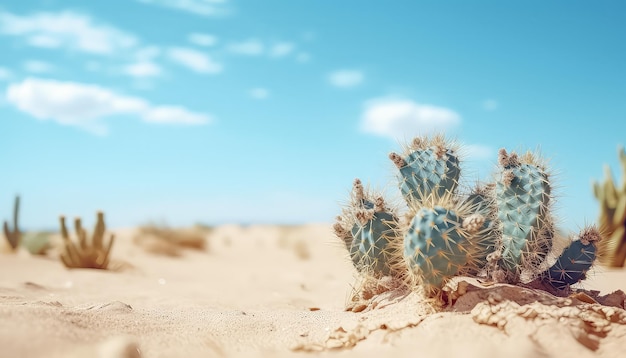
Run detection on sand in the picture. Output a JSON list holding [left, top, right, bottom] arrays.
[[1, 224, 625, 358]]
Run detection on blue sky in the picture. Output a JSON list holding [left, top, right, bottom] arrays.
[[0, 0, 625, 230]]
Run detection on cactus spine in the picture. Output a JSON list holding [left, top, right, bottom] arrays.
[[592, 145, 626, 267], [3, 195, 21, 250]]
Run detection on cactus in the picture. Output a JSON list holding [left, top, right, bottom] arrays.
[[59, 211, 115, 270], [389, 135, 461, 204], [592, 145, 626, 267], [545, 226, 601, 290], [402, 198, 490, 295], [333, 179, 400, 276], [3, 195, 21, 250], [334, 135, 604, 301], [494, 149, 554, 281]]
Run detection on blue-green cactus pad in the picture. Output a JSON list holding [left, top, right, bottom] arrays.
[[496, 163, 551, 272], [398, 148, 460, 203], [546, 240, 597, 290], [403, 206, 469, 288]]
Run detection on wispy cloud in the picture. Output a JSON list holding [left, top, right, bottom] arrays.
[[23, 60, 55, 74], [188, 33, 217, 47], [0, 11, 137, 55], [482, 99, 498, 111], [361, 97, 461, 140], [249, 88, 269, 100], [227, 39, 264, 56], [269, 42, 294, 57], [124, 61, 162, 77], [136, 0, 230, 17], [328, 70, 364, 88], [167, 47, 222, 74], [5, 78, 211, 135]]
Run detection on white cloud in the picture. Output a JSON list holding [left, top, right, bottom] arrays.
[[361, 97, 461, 140], [124, 61, 162, 77], [167, 47, 222, 74], [249, 88, 269, 100], [0, 67, 13, 81], [328, 70, 364, 88], [143, 106, 209, 124], [137, 0, 229, 16], [188, 33, 217, 47], [269, 42, 294, 58], [23, 60, 54, 74], [482, 99, 498, 111], [5, 78, 210, 135], [0, 11, 137, 55], [134, 46, 161, 60], [228, 39, 264, 56]]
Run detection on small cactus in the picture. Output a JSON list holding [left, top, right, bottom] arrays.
[[334, 179, 400, 276], [545, 226, 602, 290], [495, 149, 554, 281], [59, 211, 115, 270], [3, 195, 21, 250], [389, 135, 461, 204], [402, 199, 489, 295], [334, 135, 604, 302]]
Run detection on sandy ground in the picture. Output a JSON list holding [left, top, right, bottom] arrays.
[[1, 224, 625, 358]]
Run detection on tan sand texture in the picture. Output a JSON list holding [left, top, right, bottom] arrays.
[[1, 224, 625, 358]]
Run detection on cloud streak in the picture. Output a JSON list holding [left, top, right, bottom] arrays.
[[5, 78, 211, 135], [167, 47, 222, 74], [328, 70, 364, 88], [137, 0, 230, 17], [0, 10, 137, 55], [361, 97, 460, 140]]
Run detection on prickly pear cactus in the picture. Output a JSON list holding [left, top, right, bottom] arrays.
[[495, 149, 553, 280], [403, 203, 485, 295], [545, 226, 601, 290], [334, 135, 604, 303], [334, 179, 400, 276], [389, 135, 461, 204]]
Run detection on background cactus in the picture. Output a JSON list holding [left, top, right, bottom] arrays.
[[334, 135, 604, 300], [592, 145, 626, 267], [494, 149, 554, 281], [3, 195, 21, 250], [333, 179, 400, 276], [59, 211, 115, 270]]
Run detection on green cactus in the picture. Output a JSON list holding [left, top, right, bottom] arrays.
[[3, 195, 21, 250], [389, 135, 461, 204], [334, 136, 604, 302], [333, 179, 400, 276], [544, 226, 601, 290], [495, 149, 553, 280], [403, 202, 487, 295], [592, 145, 626, 267]]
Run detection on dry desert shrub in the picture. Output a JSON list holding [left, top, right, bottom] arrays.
[[133, 224, 208, 257], [59, 212, 115, 270]]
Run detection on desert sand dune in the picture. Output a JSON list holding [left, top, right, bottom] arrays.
[[0, 224, 625, 358]]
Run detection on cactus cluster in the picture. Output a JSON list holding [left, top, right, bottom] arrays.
[[334, 135, 603, 297], [593, 145, 626, 267]]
